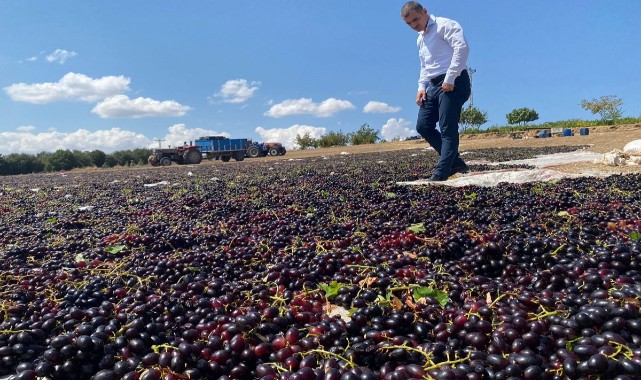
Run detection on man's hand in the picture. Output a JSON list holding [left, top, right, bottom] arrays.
[[442, 83, 455, 92], [415, 90, 426, 106]]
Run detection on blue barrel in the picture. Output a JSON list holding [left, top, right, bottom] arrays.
[[539, 130, 550, 138], [579, 127, 590, 136], [563, 129, 572, 137]]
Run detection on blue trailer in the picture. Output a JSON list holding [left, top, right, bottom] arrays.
[[195, 136, 248, 162], [148, 136, 248, 166]]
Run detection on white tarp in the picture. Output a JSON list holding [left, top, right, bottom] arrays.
[[492, 150, 603, 168], [398, 150, 613, 187], [623, 139, 641, 155], [593, 149, 641, 167], [398, 168, 594, 188]]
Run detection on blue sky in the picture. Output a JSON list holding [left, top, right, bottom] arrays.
[[1, 1, 640, 154]]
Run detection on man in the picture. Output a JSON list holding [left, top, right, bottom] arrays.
[[401, 1, 471, 181]]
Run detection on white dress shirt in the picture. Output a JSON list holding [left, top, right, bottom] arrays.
[[417, 14, 469, 91]]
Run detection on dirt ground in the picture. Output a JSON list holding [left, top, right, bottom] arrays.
[[280, 124, 641, 175]]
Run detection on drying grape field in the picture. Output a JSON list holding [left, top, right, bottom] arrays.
[[1, 144, 641, 380]]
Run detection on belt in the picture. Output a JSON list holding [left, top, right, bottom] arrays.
[[430, 73, 447, 86], [429, 70, 467, 86]]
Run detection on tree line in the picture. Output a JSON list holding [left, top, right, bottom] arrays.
[[0, 148, 152, 176], [296, 123, 379, 149], [460, 94, 627, 133]]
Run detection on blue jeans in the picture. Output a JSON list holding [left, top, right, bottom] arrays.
[[416, 70, 471, 177]]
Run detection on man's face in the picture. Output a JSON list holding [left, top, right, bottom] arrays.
[[403, 9, 428, 32]]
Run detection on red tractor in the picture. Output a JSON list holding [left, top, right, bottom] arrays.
[[148, 144, 202, 166], [246, 141, 287, 158]]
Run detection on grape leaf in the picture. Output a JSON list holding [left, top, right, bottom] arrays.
[[413, 286, 450, 307], [106, 245, 126, 254], [406, 223, 425, 234], [630, 231, 641, 241], [74, 253, 85, 263], [386, 192, 397, 199], [319, 281, 344, 298]]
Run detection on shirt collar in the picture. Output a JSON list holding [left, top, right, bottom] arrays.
[[420, 14, 436, 35]]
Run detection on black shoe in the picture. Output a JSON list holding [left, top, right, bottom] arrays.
[[450, 164, 470, 176], [427, 174, 448, 182]]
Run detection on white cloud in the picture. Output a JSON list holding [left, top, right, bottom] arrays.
[[91, 95, 192, 118], [162, 124, 229, 147], [363, 101, 401, 114], [4, 72, 130, 104], [25, 57, 38, 62], [265, 98, 355, 118], [213, 79, 260, 103], [0, 128, 151, 154], [255, 124, 326, 149], [380, 118, 417, 141], [46, 49, 78, 64], [17, 125, 36, 132]]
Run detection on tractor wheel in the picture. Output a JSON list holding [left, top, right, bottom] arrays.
[[234, 151, 245, 161], [268, 148, 279, 156], [221, 156, 231, 162], [247, 145, 261, 158], [184, 149, 202, 164], [159, 157, 172, 166]]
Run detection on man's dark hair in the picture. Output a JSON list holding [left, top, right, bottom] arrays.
[[401, 1, 424, 18]]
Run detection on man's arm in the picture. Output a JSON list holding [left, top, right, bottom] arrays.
[[417, 37, 429, 105], [440, 18, 469, 86]]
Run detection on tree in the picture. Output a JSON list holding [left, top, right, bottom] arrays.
[[103, 156, 118, 168], [131, 148, 153, 165], [89, 150, 107, 167], [295, 133, 318, 150], [506, 107, 539, 126], [580, 95, 623, 125], [459, 106, 488, 132], [350, 123, 379, 145], [318, 131, 349, 148], [47, 150, 77, 171], [0, 153, 44, 175], [109, 150, 135, 166], [72, 150, 93, 168]]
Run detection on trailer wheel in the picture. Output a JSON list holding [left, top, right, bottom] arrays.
[[247, 145, 261, 158], [221, 156, 231, 162], [160, 157, 172, 166], [184, 149, 202, 164], [234, 151, 245, 161], [268, 148, 279, 156], [279, 147, 287, 156]]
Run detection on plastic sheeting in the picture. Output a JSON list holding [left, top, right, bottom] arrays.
[[491, 150, 603, 168], [594, 149, 641, 167], [398, 168, 595, 188], [398, 150, 610, 187], [624, 139, 641, 155]]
